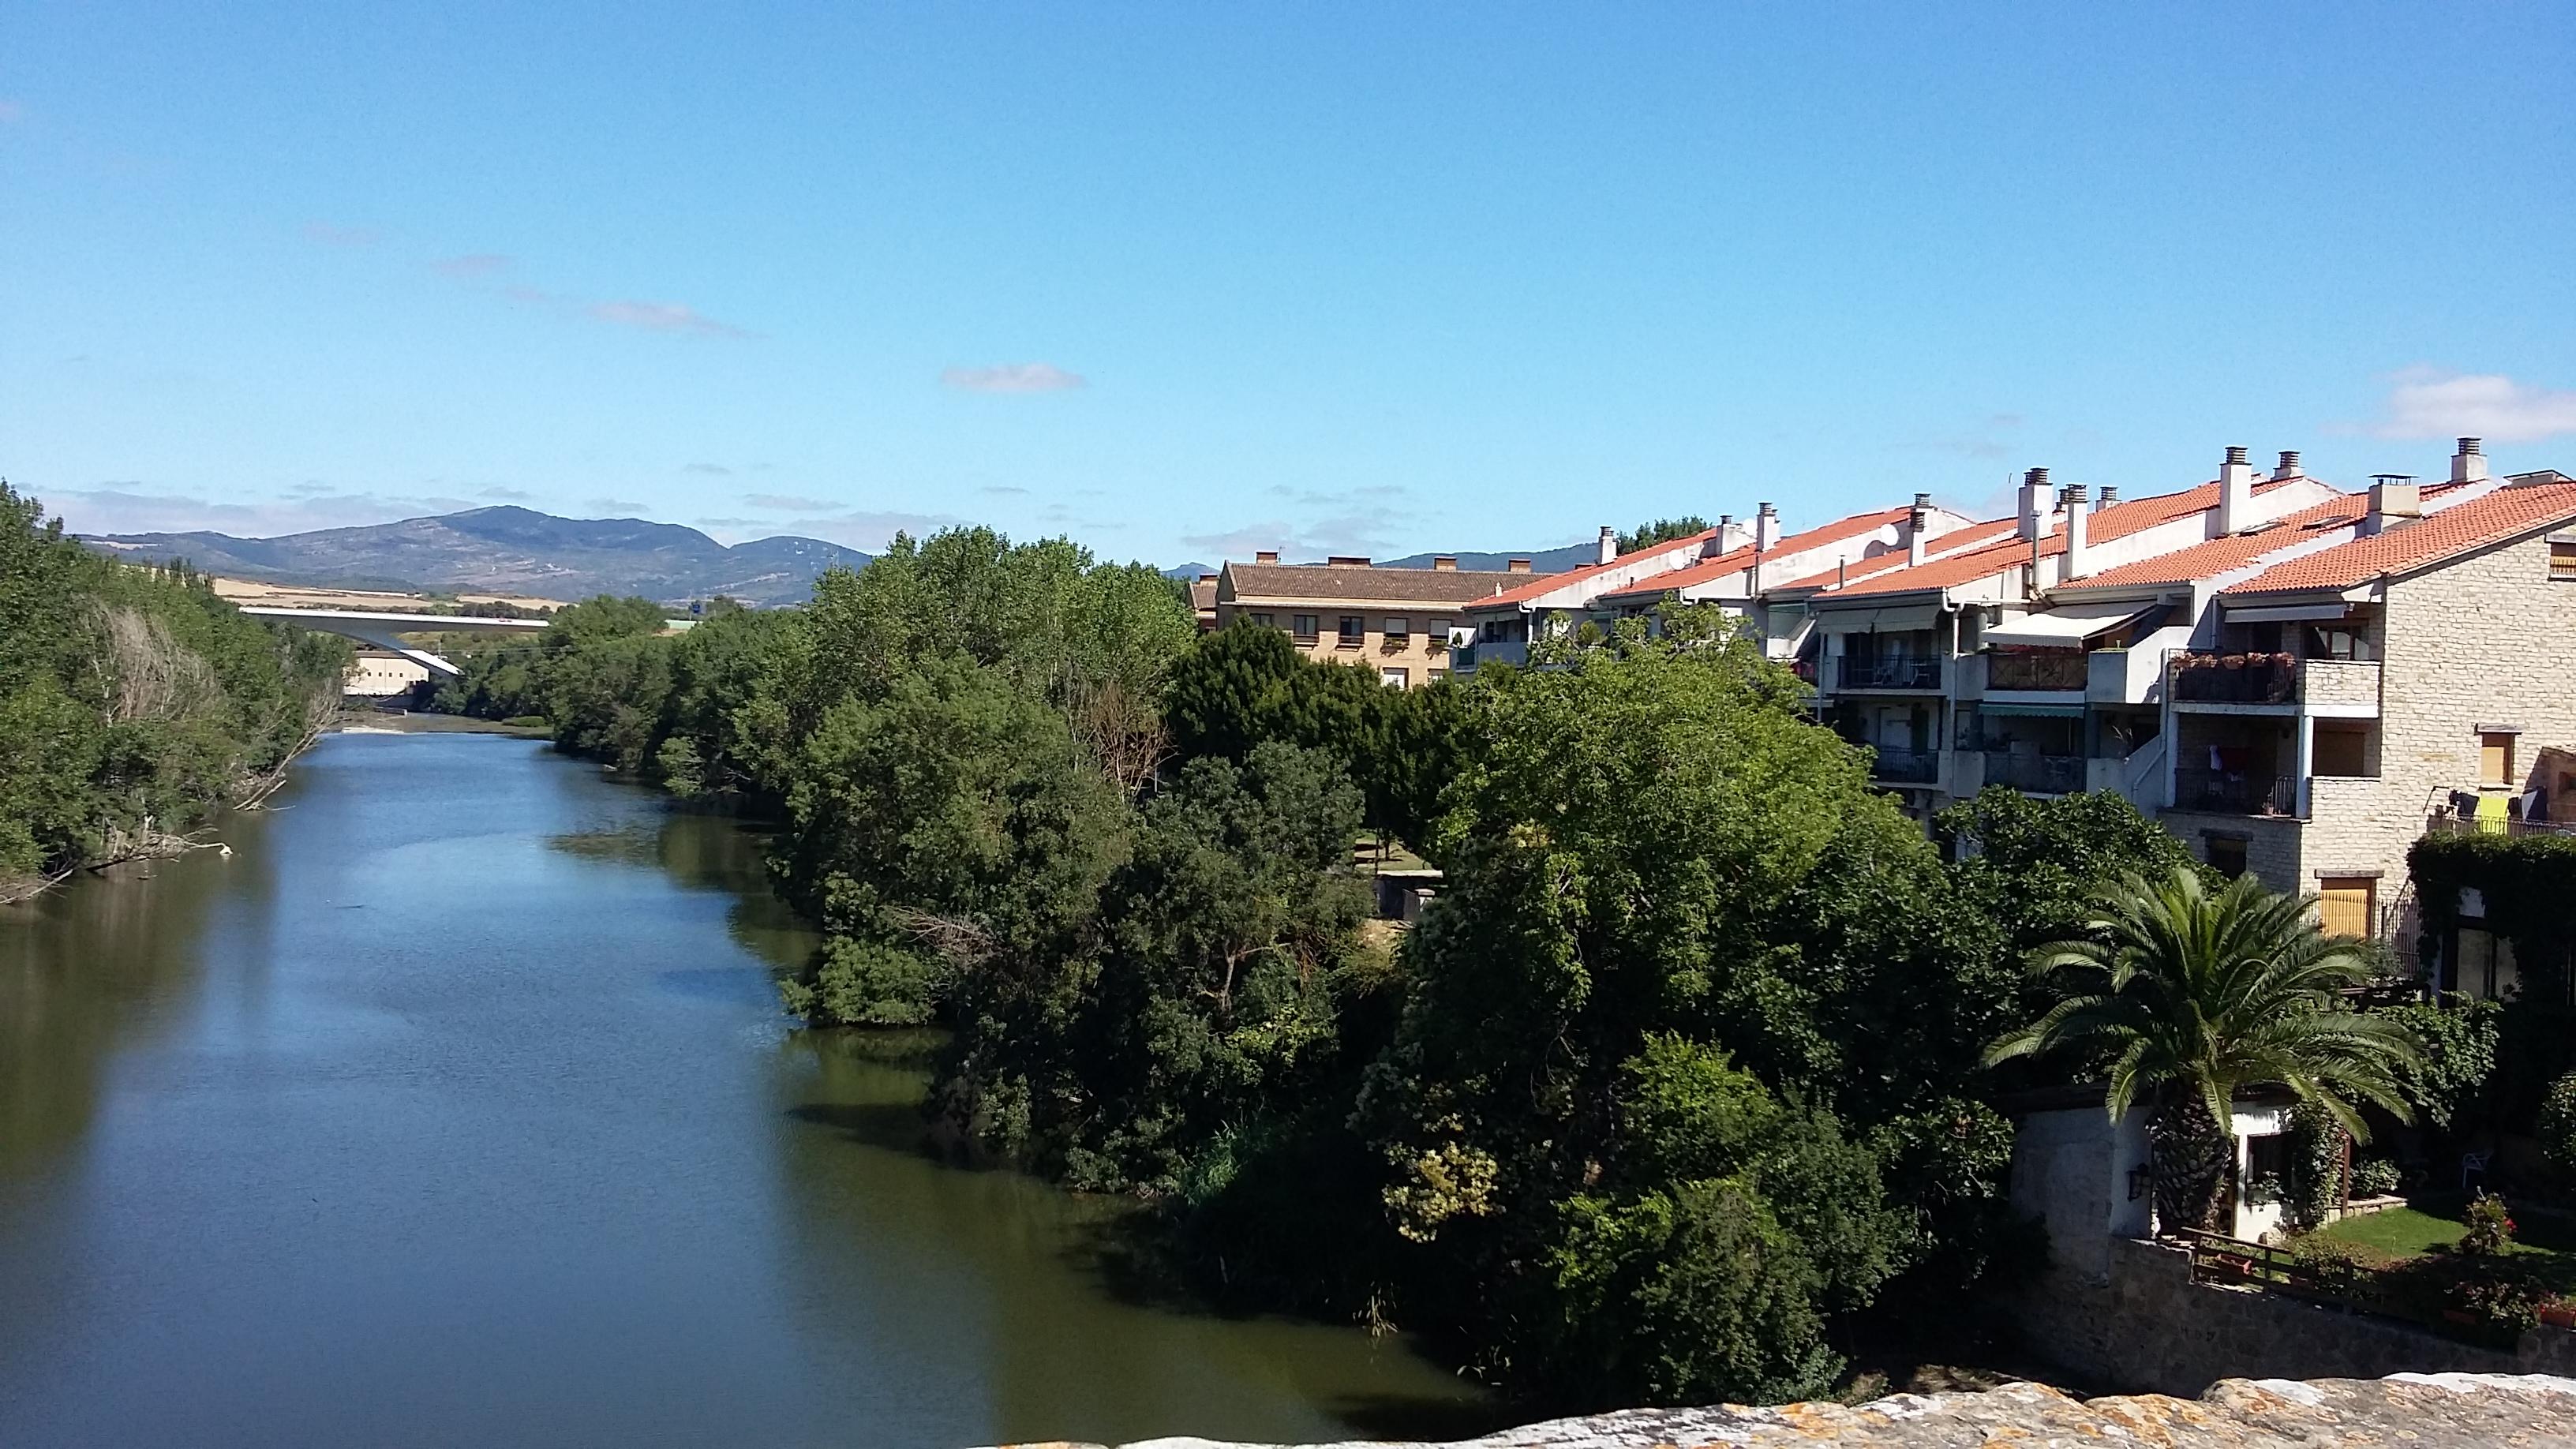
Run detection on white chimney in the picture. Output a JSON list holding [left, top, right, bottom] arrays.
[[2098, 485, 2119, 506], [2273, 450, 2301, 481], [1907, 492, 1932, 567], [1597, 525, 1617, 565], [2061, 484, 2092, 580], [2217, 445, 2254, 534], [2017, 468, 2055, 541], [2452, 436, 2488, 484], [2363, 477, 2422, 537], [1754, 501, 1781, 552], [1715, 514, 1735, 552]]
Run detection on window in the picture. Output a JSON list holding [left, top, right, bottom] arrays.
[[2303, 624, 2372, 661], [1251, 612, 1275, 630], [2552, 540, 2576, 582], [2317, 876, 2376, 939], [1336, 616, 1365, 647], [2313, 725, 2370, 778], [1292, 614, 1318, 641], [2481, 732, 2515, 786], [1430, 617, 1451, 642], [1384, 616, 1409, 638], [2457, 927, 2520, 1001], [2203, 835, 2248, 880], [1379, 666, 1410, 687], [1428, 667, 1449, 682]]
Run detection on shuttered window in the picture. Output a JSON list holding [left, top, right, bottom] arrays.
[[2552, 541, 2576, 582], [2481, 732, 2514, 786], [2318, 877, 2375, 939]]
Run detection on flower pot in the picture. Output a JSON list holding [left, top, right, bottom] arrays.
[[2540, 1305, 2576, 1329]]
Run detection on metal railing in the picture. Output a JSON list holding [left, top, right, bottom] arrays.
[[1982, 751, 2086, 794], [1834, 657, 1941, 691], [2170, 651, 2297, 704], [1984, 651, 2089, 691], [2173, 768, 2297, 816], [1870, 746, 1941, 783]]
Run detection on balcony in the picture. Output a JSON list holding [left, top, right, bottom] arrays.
[[2173, 768, 2297, 817], [2171, 652, 2297, 703], [2168, 653, 2383, 711], [1984, 651, 2088, 691], [1870, 746, 1941, 784], [1454, 638, 1527, 673], [1833, 657, 1941, 691], [1983, 751, 2086, 795]]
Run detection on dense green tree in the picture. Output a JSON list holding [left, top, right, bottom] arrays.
[[1989, 867, 2424, 1232], [1614, 516, 1713, 554], [0, 481, 350, 892], [1354, 626, 2011, 1406]]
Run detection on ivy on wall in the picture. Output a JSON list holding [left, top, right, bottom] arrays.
[[2406, 833, 2576, 1131]]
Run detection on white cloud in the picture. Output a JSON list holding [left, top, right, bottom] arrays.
[[744, 493, 840, 512], [1181, 484, 1416, 560], [792, 510, 964, 551], [588, 300, 751, 338], [2361, 368, 2576, 443], [940, 362, 1086, 394], [479, 486, 534, 500], [586, 496, 648, 514], [683, 462, 733, 476]]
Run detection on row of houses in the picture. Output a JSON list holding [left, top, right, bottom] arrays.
[[1197, 439, 2576, 975]]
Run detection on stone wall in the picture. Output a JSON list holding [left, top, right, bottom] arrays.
[[998, 1372, 2576, 1447], [2012, 1234, 2576, 1396]]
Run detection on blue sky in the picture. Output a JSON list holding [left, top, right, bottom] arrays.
[[4, 2, 2571, 567]]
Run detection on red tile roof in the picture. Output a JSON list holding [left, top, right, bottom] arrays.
[[2059, 494, 2364, 590], [1818, 478, 2297, 599], [1463, 526, 1725, 611], [1774, 519, 2020, 592], [2221, 481, 2576, 597], [1597, 504, 1916, 602]]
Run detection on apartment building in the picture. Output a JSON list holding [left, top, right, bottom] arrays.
[[1212, 552, 1532, 687], [1450, 501, 1979, 673], [1803, 448, 2343, 815]]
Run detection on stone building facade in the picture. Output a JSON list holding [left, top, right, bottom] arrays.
[[1213, 556, 1531, 687]]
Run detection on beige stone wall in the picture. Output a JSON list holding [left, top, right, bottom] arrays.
[[2159, 810, 2305, 895], [2300, 529, 2576, 938]]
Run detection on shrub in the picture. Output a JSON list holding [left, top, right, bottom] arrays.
[[2350, 1156, 2403, 1197], [2460, 1190, 2516, 1256], [2540, 1070, 2576, 1178], [2289, 1233, 2394, 1295]]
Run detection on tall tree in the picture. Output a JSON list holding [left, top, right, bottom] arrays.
[[1987, 867, 2423, 1232]]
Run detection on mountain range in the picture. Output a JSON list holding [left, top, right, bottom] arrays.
[[80, 504, 1587, 607], [81, 506, 873, 608]]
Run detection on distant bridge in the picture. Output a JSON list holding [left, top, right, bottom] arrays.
[[241, 607, 548, 677]]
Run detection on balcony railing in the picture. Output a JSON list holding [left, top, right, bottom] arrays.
[[2170, 652, 2297, 704], [1870, 746, 1941, 784], [1983, 751, 2086, 794], [2173, 768, 2297, 816], [1984, 651, 2089, 691], [1834, 657, 1941, 691]]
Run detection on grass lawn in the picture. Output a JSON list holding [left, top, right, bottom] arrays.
[[2319, 1194, 2576, 1293]]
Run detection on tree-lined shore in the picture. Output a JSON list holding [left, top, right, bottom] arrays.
[[0, 484, 351, 904]]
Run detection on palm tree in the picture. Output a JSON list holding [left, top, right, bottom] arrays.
[[1986, 866, 2423, 1234]]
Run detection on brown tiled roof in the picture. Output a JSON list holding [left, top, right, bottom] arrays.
[[2061, 494, 2363, 590], [2221, 481, 2576, 597], [1189, 578, 1218, 612], [1220, 562, 1529, 605]]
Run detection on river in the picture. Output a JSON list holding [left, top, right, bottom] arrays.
[[0, 729, 1486, 1447]]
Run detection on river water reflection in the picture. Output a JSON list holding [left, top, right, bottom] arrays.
[[0, 731, 1483, 1447]]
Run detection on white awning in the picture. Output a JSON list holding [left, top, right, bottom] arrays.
[[1982, 601, 2154, 648], [2223, 601, 2352, 623], [1814, 603, 1939, 634]]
